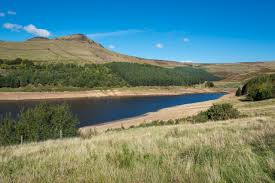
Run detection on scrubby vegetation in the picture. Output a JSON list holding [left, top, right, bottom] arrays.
[[0, 108, 274, 182], [0, 103, 79, 146], [235, 87, 242, 96], [0, 59, 220, 90], [205, 81, 215, 88], [240, 74, 275, 101], [188, 103, 240, 123]]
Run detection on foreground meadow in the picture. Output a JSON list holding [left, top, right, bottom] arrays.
[[0, 97, 275, 182]]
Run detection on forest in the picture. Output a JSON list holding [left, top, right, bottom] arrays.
[[106, 62, 220, 86], [0, 58, 220, 89]]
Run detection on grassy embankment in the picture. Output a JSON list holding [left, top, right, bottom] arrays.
[[0, 95, 274, 182]]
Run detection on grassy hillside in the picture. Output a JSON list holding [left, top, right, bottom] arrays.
[[0, 34, 185, 67], [1, 96, 274, 182], [199, 62, 275, 82]]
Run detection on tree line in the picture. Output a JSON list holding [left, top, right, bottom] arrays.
[[0, 58, 220, 89], [106, 62, 220, 86], [0, 58, 127, 88]]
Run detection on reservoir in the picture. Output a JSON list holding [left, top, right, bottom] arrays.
[[0, 93, 225, 127]]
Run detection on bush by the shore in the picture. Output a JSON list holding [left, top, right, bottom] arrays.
[[205, 81, 215, 88], [0, 103, 79, 146]]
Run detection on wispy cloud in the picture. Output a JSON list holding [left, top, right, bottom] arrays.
[[183, 37, 190, 43], [108, 44, 116, 49], [87, 29, 144, 39], [7, 10, 16, 15], [3, 23, 22, 31], [23, 24, 51, 37], [3, 23, 51, 37], [155, 43, 164, 49], [0, 12, 5, 17]]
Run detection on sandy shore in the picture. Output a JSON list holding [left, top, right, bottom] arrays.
[[80, 90, 234, 133], [0, 87, 223, 101]]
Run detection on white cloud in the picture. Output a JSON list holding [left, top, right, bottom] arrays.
[[108, 45, 115, 49], [23, 24, 51, 37], [155, 43, 164, 49], [87, 29, 144, 39], [3, 23, 51, 37], [3, 23, 22, 31], [183, 38, 190, 43], [0, 12, 5, 17], [7, 11, 16, 15]]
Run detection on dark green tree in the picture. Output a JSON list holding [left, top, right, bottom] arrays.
[[0, 114, 18, 146], [235, 87, 242, 96], [205, 81, 215, 88]]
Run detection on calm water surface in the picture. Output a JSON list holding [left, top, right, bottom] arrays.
[[0, 93, 225, 127]]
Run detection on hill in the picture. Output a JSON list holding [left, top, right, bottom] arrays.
[[199, 62, 275, 82], [0, 34, 275, 81], [0, 34, 184, 67]]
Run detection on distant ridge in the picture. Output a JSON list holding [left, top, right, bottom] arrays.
[[55, 34, 91, 42], [26, 37, 50, 41]]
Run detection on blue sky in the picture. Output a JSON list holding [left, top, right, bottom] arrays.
[[0, 0, 275, 63]]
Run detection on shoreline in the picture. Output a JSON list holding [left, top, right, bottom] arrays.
[[0, 87, 225, 101], [80, 91, 234, 133]]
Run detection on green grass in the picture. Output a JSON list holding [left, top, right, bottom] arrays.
[[0, 98, 275, 182]]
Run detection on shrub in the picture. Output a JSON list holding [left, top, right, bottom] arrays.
[[247, 80, 273, 101], [0, 103, 79, 146], [0, 114, 18, 146], [241, 83, 248, 95], [205, 81, 215, 88], [235, 87, 242, 96], [240, 74, 275, 101], [206, 103, 240, 121], [190, 103, 240, 123], [189, 111, 208, 123]]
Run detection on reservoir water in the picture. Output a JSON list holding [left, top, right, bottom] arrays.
[[0, 93, 225, 127]]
